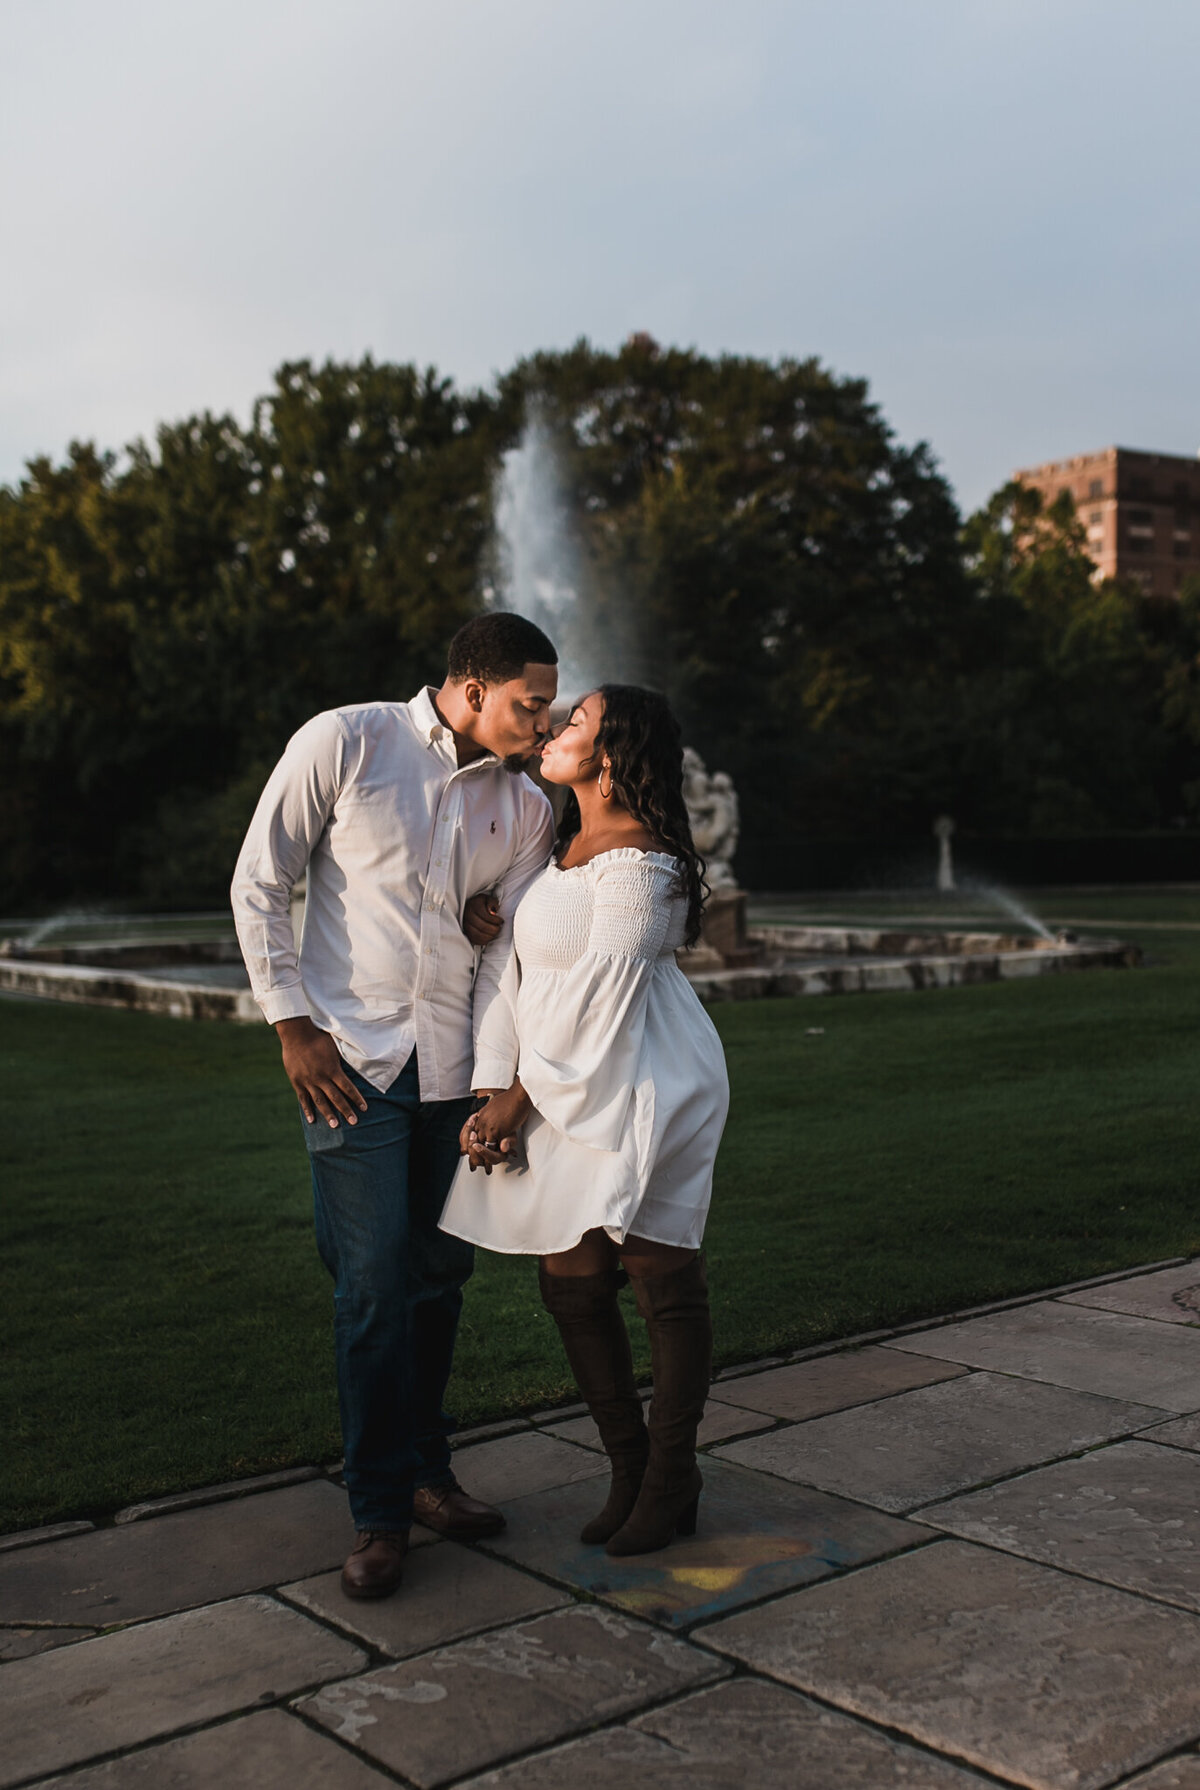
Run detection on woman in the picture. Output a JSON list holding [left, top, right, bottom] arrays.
[[440, 684, 729, 1556]]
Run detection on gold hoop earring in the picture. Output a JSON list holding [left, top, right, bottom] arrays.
[[598, 766, 613, 800]]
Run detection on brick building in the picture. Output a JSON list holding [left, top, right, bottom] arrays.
[[1013, 445, 1200, 598]]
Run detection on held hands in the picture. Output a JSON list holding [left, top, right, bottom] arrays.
[[463, 891, 503, 947], [277, 1016, 368, 1128], [460, 1080, 533, 1174]]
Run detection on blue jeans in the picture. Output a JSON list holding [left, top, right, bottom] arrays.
[[302, 1051, 475, 1532]]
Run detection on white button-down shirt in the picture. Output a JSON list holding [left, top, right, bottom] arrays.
[[231, 687, 554, 1100]]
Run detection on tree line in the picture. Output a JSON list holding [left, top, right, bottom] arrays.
[[2, 337, 1199, 906]]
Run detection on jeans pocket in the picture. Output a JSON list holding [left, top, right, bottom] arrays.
[[299, 1107, 348, 1153]]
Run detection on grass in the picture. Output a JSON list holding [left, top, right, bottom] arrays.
[[4, 889, 1200, 1531]]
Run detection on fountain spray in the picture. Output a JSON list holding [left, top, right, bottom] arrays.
[[491, 411, 592, 702]]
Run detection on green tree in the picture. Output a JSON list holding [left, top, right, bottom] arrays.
[[959, 481, 1170, 833], [11, 343, 1189, 911], [497, 337, 974, 870], [0, 358, 495, 904]]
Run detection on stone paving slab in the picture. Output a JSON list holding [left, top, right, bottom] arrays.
[[889, 1300, 1200, 1411], [715, 1355, 787, 1379], [32, 1707, 394, 1788], [0, 1521, 93, 1554], [712, 1346, 970, 1420], [699, 1539, 1200, 1790], [531, 1402, 588, 1424], [1124, 1758, 1200, 1788], [0, 1479, 355, 1628], [714, 1372, 1162, 1513], [541, 1396, 774, 1452], [458, 1675, 993, 1788], [297, 1603, 726, 1788], [1059, 1261, 1200, 1328], [1, 1593, 366, 1789], [114, 1464, 321, 1522], [1140, 1416, 1200, 1453], [481, 1455, 921, 1628], [0, 1623, 94, 1661], [917, 1439, 1200, 1611], [282, 1538, 570, 1658], [450, 1418, 534, 1450], [441, 1429, 605, 1507]]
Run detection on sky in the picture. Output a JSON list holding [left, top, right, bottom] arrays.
[[2, 0, 1198, 513]]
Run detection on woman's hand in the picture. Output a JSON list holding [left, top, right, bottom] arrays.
[[460, 1081, 533, 1174], [458, 1100, 497, 1170]]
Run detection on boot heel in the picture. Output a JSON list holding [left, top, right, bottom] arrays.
[[675, 1494, 700, 1537]]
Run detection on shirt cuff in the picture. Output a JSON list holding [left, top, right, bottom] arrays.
[[256, 986, 312, 1025], [472, 1049, 517, 1092]]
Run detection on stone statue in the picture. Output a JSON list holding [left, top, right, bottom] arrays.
[[683, 748, 740, 889], [934, 814, 956, 893]]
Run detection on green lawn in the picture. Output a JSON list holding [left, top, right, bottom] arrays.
[[4, 891, 1200, 1532]]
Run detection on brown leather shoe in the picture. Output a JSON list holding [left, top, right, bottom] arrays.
[[412, 1477, 505, 1539], [341, 1530, 409, 1599]]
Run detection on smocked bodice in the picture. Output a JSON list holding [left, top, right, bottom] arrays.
[[513, 848, 687, 974]]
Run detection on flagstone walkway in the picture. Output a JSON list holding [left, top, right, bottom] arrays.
[[5, 1258, 1200, 1789]]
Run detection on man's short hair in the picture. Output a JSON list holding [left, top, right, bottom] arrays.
[[447, 612, 558, 685]]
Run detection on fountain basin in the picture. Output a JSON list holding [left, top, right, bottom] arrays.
[[682, 924, 1140, 1003], [0, 944, 259, 1022], [0, 918, 1141, 1022]]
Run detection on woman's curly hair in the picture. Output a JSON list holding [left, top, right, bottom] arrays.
[[556, 683, 707, 947]]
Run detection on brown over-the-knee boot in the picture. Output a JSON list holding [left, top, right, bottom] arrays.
[[605, 1253, 712, 1557], [538, 1263, 650, 1544]]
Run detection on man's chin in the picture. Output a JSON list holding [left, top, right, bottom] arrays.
[[502, 750, 538, 774]]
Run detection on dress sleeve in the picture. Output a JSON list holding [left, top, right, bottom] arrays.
[[517, 853, 679, 1151]]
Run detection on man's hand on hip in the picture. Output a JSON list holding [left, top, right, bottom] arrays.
[[277, 1016, 369, 1128]]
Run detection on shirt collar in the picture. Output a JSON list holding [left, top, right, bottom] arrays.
[[409, 686, 496, 772], [410, 686, 455, 755]]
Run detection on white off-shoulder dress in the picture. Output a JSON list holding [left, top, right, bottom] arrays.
[[439, 848, 729, 1255]]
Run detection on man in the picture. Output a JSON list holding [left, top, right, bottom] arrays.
[[231, 612, 558, 1599]]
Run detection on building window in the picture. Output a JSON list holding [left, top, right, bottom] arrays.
[[1129, 508, 1153, 526], [1175, 540, 1191, 559], [1129, 535, 1151, 553], [1089, 511, 1102, 525], [1089, 478, 1103, 498]]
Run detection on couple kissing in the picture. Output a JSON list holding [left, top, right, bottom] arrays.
[[231, 611, 728, 1601]]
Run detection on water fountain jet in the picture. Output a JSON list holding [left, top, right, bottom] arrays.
[[491, 412, 593, 702]]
